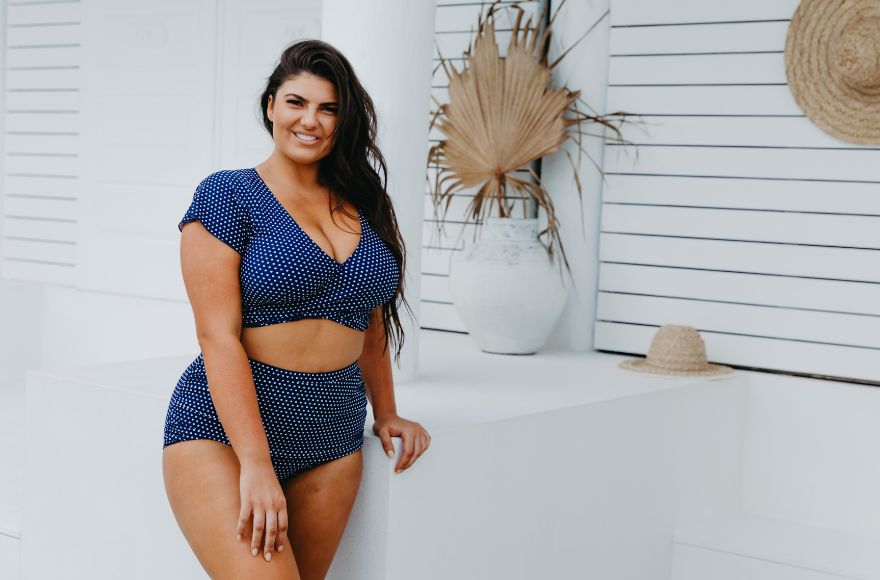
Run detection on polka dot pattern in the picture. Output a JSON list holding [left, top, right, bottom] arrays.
[[169, 167, 400, 482], [177, 167, 400, 332], [163, 354, 368, 483]]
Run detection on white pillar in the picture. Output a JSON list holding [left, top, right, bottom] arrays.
[[321, 1, 436, 382], [542, 0, 612, 351]]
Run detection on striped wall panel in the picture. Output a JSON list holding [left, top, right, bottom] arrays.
[[596, 0, 880, 383], [423, 0, 544, 333], [2, 0, 81, 285]]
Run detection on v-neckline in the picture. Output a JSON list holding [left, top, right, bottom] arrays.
[[250, 167, 365, 268]]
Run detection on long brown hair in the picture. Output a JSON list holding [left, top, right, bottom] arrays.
[[258, 39, 412, 366]]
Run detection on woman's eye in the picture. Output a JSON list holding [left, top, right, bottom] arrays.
[[286, 100, 336, 114]]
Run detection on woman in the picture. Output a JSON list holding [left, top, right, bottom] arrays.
[[162, 39, 430, 580]]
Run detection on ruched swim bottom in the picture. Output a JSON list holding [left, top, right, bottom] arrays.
[[163, 353, 368, 483]]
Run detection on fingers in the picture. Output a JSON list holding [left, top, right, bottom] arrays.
[[380, 430, 395, 458], [238, 498, 286, 561], [395, 431, 415, 473], [251, 507, 265, 557], [277, 506, 288, 552], [263, 509, 278, 561], [395, 426, 431, 473], [236, 502, 251, 541]]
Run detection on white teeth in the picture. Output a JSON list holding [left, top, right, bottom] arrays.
[[295, 132, 318, 142]]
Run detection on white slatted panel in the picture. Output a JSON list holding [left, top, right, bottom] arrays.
[[2, 0, 82, 285], [596, 0, 880, 383], [424, 0, 544, 332]]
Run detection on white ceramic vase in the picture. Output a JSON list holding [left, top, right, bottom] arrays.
[[449, 216, 569, 354]]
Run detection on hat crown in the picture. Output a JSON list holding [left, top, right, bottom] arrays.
[[617, 324, 734, 377], [645, 325, 710, 372], [832, 17, 880, 90]]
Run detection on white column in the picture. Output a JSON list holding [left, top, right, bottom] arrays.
[[321, 1, 436, 382], [542, 0, 612, 351]]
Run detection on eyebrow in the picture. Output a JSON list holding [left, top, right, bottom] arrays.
[[284, 93, 337, 106]]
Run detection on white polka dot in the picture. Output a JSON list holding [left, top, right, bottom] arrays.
[[166, 167, 400, 482], [177, 168, 399, 332], [163, 355, 367, 482]]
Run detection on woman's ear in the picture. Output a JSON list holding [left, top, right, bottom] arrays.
[[267, 94, 274, 122]]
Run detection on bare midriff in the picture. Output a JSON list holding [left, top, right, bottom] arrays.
[[240, 320, 365, 373]]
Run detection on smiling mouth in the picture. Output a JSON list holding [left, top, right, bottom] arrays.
[[294, 132, 319, 143]]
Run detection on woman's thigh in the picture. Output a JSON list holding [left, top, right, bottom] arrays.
[[282, 449, 364, 580], [162, 439, 301, 580]]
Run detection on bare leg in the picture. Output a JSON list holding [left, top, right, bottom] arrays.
[[163, 439, 302, 580], [282, 449, 364, 580]]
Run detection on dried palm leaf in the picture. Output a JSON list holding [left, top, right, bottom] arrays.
[[428, 0, 642, 281]]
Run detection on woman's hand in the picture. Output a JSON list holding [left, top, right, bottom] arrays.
[[372, 414, 431, 473], [235, 459, 288, 562]]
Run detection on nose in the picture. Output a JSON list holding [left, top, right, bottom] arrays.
[[300, 106, 319, 128]]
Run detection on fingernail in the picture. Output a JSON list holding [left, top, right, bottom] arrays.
[[278, 544, 284, 552], [265, 552, 272, 562], [386, 449, 393, 458], [236, 533, 241, 541], [252, 548, 257, 557]]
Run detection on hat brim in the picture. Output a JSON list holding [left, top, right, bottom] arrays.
[[618, 357, 734, 379]]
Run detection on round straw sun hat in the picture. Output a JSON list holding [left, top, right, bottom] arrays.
[[785, 0, 880, 144], [618, 324, 734, 378]]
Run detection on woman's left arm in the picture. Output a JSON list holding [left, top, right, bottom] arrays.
[[359, 307, 431, 473]]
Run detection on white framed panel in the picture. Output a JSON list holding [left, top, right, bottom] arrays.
[[76, 0, 217, 299]]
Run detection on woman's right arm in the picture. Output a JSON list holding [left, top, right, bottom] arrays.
[[180, 217, 271, 469], [179, 216, 287, 561]]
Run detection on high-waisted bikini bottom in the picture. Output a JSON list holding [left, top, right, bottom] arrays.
[[163, 353, 368, 483]]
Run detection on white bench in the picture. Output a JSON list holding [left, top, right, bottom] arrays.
[[15, 330, 748, 579]]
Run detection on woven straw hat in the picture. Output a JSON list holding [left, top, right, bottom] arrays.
[[618, 324, 734, 378], [785, 0, 880, 144]]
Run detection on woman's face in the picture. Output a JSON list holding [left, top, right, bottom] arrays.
[[267, 72, 338, 164]]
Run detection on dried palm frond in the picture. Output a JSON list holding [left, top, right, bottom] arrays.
[[427, 0, 641, 280]]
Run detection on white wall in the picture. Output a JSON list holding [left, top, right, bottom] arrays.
[[1, 0, 324, 369], [3, 0, 541, 371], [2, 0, 613, 371], [593, 0, 880, 383]]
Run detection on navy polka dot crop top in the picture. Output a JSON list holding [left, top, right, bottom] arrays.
[[177, 168, 400, 332]]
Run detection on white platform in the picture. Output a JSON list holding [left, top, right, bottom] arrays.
[[2, 329, 878, 579], [3, 329, 748, 579]]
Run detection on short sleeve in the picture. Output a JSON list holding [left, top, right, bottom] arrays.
[[178, 171, 251, 255]]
